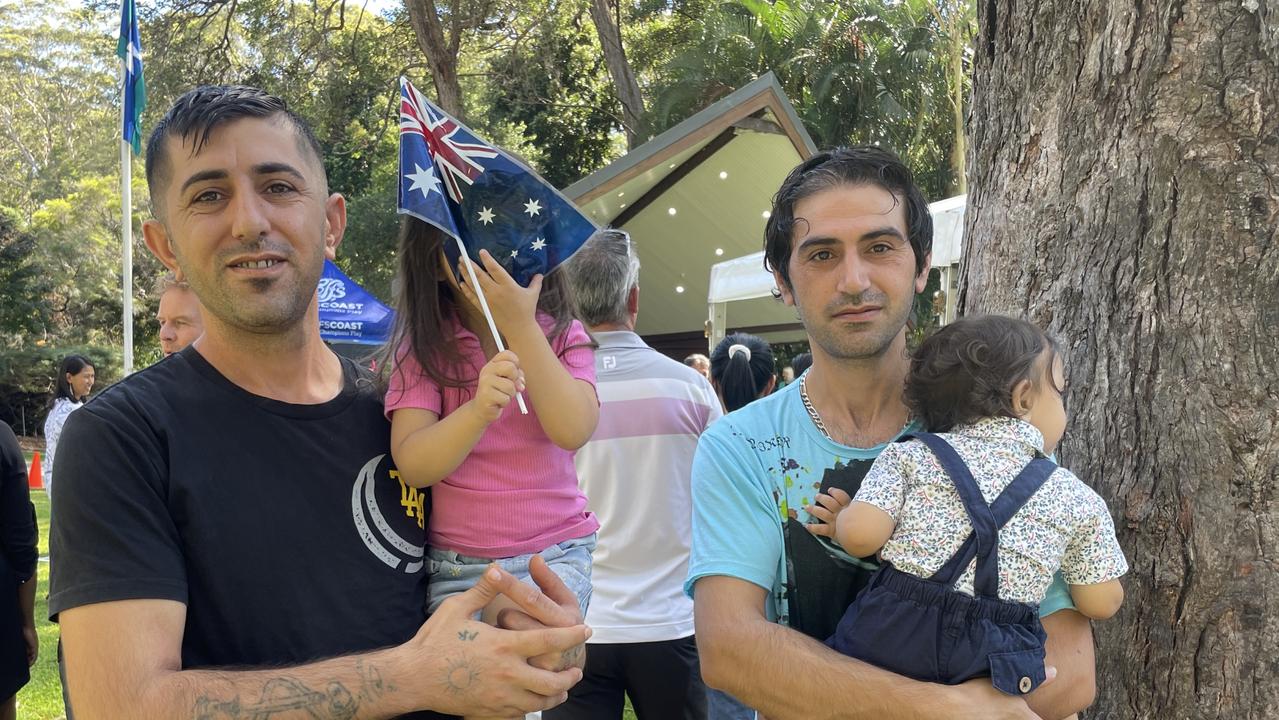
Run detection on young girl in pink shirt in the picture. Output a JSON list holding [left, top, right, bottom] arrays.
[[384, 218, 599, 622]]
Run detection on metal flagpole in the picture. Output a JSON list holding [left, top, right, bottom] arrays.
[[120, 58, 134, 376], [454, 237, 529, 415]]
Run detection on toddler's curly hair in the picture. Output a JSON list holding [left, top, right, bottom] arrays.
[[906, 315, 1060, 432]]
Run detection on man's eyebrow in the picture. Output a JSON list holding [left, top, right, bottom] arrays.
[[253, 162, 306, 181], [859, 226, 907, 242], [179, 169, 228, 195], [795, 236, 840, 254]]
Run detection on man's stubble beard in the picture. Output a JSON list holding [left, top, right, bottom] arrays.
[[178, 245, 323, 336], [798, 291, 914, 362]]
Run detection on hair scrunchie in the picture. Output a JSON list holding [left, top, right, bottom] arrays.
[[728, 343, 752, 361]]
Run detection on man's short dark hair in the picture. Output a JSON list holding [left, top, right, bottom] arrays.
[[763, 146, 932, 291], [144, 85, 327, 213]]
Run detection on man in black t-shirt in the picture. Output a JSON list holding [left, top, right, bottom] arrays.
[[48, 85, 589, 719]]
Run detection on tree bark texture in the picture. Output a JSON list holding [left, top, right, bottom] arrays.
[[962, 1, 1278, 718], [588, 0, 646, 148], [405, 0, 466, 119]]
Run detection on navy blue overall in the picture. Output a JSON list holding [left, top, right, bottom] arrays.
[[826, 432, 1057, 696]]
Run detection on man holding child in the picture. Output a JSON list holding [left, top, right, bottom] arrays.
[[686, 146, 1103, 720]]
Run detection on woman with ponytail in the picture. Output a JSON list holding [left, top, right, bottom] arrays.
[[709, 333, 777, 413]]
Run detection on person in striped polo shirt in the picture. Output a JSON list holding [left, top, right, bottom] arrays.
[[550, 229, 723, 720]]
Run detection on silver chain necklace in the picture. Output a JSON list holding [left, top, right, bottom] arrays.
[[801, 374, 914, 445], [800, 375, 834, 440]]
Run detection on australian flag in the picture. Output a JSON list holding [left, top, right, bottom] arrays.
[[397, 76, 597, 287]]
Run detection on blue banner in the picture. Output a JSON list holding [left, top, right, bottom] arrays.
[[318, 261, 394, 346]]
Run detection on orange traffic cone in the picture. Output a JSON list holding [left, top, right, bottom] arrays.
[[27, 451, 42, 490]]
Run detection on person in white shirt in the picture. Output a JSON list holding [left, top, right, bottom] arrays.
[[43, 355, 95, 498]]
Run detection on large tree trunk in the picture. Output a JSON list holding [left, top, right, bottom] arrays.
[[588, 0, 645, 148], [962, 2, 1278, 718], [405, 0, 466, 119]]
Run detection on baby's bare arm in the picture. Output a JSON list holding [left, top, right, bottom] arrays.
[[835, 501, 897, 558], [1067, 580, 1124, 620]]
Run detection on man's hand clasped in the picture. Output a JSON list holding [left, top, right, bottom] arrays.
[[404, 555, 589, 718]]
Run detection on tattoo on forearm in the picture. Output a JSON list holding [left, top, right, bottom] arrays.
[[191, 660, 392, 719], [354, 659, 394, 700], [443, 654, 480, 695]]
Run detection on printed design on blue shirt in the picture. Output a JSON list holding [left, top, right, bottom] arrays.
[[729, 424, 879, 636]]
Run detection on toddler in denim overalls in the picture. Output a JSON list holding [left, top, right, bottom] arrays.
[[824, 315, 1128, 697]]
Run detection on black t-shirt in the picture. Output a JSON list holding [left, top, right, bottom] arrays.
[[49, 347, 447, 719]]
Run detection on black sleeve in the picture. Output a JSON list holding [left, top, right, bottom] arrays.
[[48, 405, 187, 620], [0, 423, 37, 583]]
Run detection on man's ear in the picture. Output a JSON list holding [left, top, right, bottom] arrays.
[[626, 285, 639, 316], [773, 269, 795, 306], [323, 193, 347, 261], [1010, 378, 1034, 417], [142, 219, 183, 279], [915, 251, 933, 294]]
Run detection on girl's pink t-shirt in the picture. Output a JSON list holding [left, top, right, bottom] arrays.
[[385, 314, 600, 558]]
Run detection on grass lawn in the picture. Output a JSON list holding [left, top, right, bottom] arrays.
[[15, 458, 640, 720]]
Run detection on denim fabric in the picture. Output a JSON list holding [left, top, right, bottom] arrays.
[[427, 533, 595, 616], [706, 687, 756, 720]]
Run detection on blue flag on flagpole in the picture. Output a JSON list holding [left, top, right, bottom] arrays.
[[117, 0, 146, 155], [396, 76, 597, 287]]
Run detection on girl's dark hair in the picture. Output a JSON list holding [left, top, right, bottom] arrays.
[[791, 352, 813, 376], [53, 355, 94, 404], [380, 218, 580, 392], [710, 332, 775, 413], [906, 315, 1060, 432]]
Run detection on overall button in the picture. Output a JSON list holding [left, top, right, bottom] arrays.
[[1018, 676, 1033, 694]]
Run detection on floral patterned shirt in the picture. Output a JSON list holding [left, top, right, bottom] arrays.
[[856, 417, 1128, 603], [43, 397, 82, 497]]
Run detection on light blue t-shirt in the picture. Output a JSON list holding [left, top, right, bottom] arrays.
[[685, 378, 1074, 630]]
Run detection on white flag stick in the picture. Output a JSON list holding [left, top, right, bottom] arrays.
[[454, 236, 528, 415]]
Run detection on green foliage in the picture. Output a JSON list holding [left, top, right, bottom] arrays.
[[645, 0, 969, 198], [0, 4, 119, 218], [0, 208, 50, 339], [132, 0, 413, 198], [481, 2, 621, 188]]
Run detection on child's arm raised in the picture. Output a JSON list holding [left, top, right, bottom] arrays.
[[391, 351, 525, 488], [461, 250, 599, 451]]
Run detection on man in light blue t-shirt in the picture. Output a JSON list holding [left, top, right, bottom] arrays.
[[686, 147, 1097, 720]]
